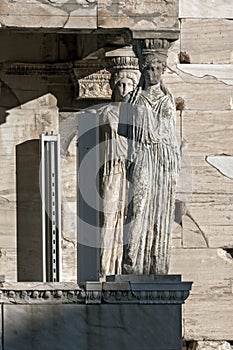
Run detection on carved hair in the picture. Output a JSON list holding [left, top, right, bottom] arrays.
[[109, 70, 140, 91], [141, 55, 167, 73]]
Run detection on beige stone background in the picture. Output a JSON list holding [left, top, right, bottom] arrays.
[[0, 0, 232, 347], [168, 0, 233, 343]]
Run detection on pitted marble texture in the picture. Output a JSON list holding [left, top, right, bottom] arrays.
[[0, 0, 97, 28], [98, 0, 179, 36], [0, 0, 178, 34]]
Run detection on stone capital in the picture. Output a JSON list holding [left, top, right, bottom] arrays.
[[104, 46, 139, 72], [133, 38, 172, 70]]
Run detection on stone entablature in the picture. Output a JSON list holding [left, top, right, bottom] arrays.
[[1, 60, 112, 100], [0, 0, 179, 38], [2, 62, 73, 76], [98, 0, 179, 38], [0, 0, 97, 29], [0, 283, 85, 304]]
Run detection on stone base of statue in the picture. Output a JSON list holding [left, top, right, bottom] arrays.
[[0, 276, 192, 349], [84, 274, 192, 350]]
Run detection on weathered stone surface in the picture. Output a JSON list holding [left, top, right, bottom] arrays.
[[98, 0, 179, 37], [60, 116, 77, 282], [179, 104, 233, 258], [204, 226, 233, 249], [182, 111, 233, 155], [180, 19, 233, 64], [2, 281, 81, 290], [61, 200, 77, 283], [179, 0, 233, 19], [183, 294, 233, 340], [170, 248, 233, 294], [172, 240, 233, 341], [189, 341, 233, 350], [0, 0, 97, 29], [182, 110, 233, 151], [0, 94, 58, 281], [3, 303, 182, 350], [177, 64, 233, 85], [0, 199, 17, 249], [64, 8, 97, 29], [171, 225, 182, 249], [164, 72, 232, 111], [62, 248, 77, 283], [167, 38, 180, 69], [182, 215, 208, 249], [189, 194, 233, 227], [175, 145, 193, 215], [206, 156, 233, 180], [183, 194, 233, 249], [0, 249, 17, 282]]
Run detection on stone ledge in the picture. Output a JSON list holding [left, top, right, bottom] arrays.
[[0, 276, 192, 305], [0, 282, 85, 304], [86, 275, 192, 305]]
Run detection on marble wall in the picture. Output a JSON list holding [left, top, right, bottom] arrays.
[[167, 1, 233, 342], [0, 94, 59, 281]]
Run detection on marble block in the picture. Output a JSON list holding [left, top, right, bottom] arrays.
[[1, 276, 192, 350]]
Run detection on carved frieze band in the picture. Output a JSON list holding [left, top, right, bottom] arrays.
[[72, 64, 112, 99], [101, 289, 191, 305], [0, 282, 192, 305], [0, 288, 86, 304], [2, 60, 112, 100], [3, 62, 73, 76]]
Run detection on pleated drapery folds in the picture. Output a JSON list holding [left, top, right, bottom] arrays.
[[119, 85, 180, 274]]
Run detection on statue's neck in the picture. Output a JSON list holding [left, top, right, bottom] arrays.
[[145, 83, 161, 91], [143, 83, 164, 99]]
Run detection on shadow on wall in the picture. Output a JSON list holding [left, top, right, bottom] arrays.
[[0, 81, 21, 126], [16, 140, 43, 282]]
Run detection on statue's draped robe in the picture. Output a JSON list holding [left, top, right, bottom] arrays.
[[99, 104, 128, 277], [118, 87, 180, 274]]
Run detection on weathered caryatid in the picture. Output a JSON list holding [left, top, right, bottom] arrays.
[[118, 39, 180, 275], [99, 47, 140, 278]]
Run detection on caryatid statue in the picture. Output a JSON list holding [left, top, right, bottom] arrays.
[[118, 39, 180, 275], [99, 50, 140, 278]]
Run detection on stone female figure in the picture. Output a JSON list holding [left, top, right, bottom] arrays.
[[118, 57, 180, 275], [99, 69, 140, 277]]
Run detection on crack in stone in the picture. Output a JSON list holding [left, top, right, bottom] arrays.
[[166, 65, 187, 84], [62, 13, 71, 28], [185, 210, 209, 248], [62, 234, 76, 248], [0, 196, 10, 203], [177, 65, 233, 86]]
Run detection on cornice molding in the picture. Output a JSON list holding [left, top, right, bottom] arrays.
[[2, 62, 73, 76], [0, 276, 192, 305]]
